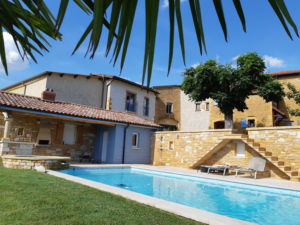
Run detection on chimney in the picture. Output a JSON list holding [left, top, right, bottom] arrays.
[[41, 88, 56, 101]]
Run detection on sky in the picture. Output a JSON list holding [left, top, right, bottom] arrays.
[[1, 0, 300, 88]]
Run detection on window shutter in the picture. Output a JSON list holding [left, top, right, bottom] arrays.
[[55, 122, 64, 144], [76, 125, 84, 145]]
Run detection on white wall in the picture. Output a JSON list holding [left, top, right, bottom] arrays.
[[46, 74, 103, 107], [180, 90, 210, 130], [109, 80, 156, 121]]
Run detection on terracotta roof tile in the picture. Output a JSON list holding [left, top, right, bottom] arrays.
[[0, 91, 160, 128], [269, 70, 300, 76]]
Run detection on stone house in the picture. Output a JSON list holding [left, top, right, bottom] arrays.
[[3, 71, 158, 122], [153, 85, 210, 131], [210, 70, 300, 129], [0, 91, 159, 163], [154, 70, 300, 131]]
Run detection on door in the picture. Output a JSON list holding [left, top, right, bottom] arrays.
[[101, 131, 108, 163]]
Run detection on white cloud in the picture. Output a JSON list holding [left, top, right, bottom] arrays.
[[263, 55, 285, 68], [0, 32, 29, 73], [232, 55, 239, 61], [162, 0, 187, 8], [232, 54, 285, 69]]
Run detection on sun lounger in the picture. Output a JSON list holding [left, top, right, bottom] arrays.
[[199, 165, 238, 176], [232, 157, 267, 179]]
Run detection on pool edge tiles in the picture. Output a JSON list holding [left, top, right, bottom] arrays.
[[48, 169, 256, 225]]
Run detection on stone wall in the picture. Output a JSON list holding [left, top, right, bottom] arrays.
[[152, 127, 300, 180], [2, 155, 70, 170], [209, 96, 273, 129], [247, 126, 300, 170], [152, 129, 235, 168], [0, 112, 96, 161]]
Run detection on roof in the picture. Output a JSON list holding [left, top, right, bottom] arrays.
[[269, 70, 300, 77], [2, 71, 158, 94], [0, 91, 160, 128], [153, 85, 181, 89]]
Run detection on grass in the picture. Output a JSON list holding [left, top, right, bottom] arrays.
[[0, 162, 204, 225]]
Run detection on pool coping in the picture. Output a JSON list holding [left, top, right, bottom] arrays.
[[48, 166, 257, 225]]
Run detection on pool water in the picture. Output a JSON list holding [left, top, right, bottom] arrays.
[[61, 167, 300, 225]]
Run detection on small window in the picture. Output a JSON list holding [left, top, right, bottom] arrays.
[[166, 102, 173, 114], [169, 141, 174, 150], [195, 102, 201, 111], [235, 141, 245, 157], [63, 123, 76, 145], [143, 97, 149, 116], [125, 92, 136, 112], [17, 128, 24, 136], [248, 119, 255, 127], [132, 133, 139, 148], [205, 102, 210, 111]]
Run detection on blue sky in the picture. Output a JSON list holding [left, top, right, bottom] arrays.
[[1, 0, 300, 88]]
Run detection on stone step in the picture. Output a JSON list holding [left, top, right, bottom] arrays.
[[265, 151, 272, 156], [279, 166, 292, 172], [259, 147, 266, 152], [290, 177, 300, 182], [270, 156, 278, 161], [277, 161, 285, 166], [290, 171, 299, 177]]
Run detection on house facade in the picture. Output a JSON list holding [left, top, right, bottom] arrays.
[[153, 85, 210, 131], [3, 71, 157, 122], [0, 91, 159, 163], [210, 70, 300, 129], [154, 70, 300, 131]]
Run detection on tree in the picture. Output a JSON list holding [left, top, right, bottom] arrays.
[[0, 1, 298, 85], [181, 53, 285, 129], [286, 83, 300, 116]]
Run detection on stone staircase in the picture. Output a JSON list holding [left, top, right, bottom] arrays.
[[224, 134, 300, 181], [195, 133, 300, 181]]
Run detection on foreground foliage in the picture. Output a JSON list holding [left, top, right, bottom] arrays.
[[0, 166, 203, 225], [0, 0, 299, 85]]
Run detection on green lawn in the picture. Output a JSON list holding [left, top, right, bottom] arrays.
[[0, 163, 204, 225]]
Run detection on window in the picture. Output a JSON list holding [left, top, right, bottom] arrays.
[[166, 102, 173, 114], [169, 141, 174, 150], [125, 92, 136, 112], [143, 97, 149, 116], [205, 102, 210, 111], [248, 119, 255, 127], [132, 133, 139, 148], [63, 123, 76, 145], [17, 128, 24, 136], [234, 141, 245, 157], [195, 102, 201, 111]]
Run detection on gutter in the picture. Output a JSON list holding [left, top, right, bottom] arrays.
[[122, 124, 130, 164]]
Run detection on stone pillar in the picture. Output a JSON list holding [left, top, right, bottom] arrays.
[[2, 112, 13, 141]]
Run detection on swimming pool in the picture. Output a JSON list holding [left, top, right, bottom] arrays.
[[61, 167, 300, 225]]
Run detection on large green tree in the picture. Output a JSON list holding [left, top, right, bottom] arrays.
[[181, 53, 285, 129], [0, 1, 298, 85], [286, 83, 300, 116]]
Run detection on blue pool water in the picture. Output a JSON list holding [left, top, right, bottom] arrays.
[[61, 167, 300, 225]]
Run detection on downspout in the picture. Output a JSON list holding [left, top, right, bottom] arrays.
[[105, 79, 114, 109], [100, 75, 105, 108], [122, 124, 130, 164]]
